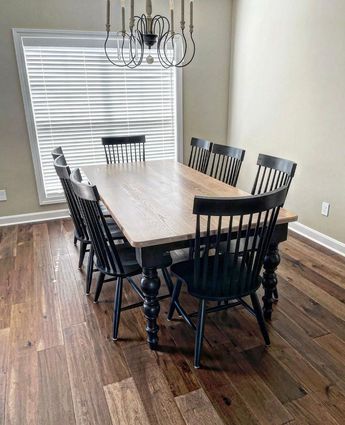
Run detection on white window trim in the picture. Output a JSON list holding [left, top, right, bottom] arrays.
[[12, 28, 183, 205]]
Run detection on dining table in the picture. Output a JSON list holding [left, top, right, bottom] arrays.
[[83, 159, 298, 349]]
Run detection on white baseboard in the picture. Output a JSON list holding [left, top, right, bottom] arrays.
[[289, 222, 345, 257], [0, 209, 69, 227]]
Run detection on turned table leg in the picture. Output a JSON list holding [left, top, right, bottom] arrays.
[[262, 242, 281, 320], [141, 266, 161, 349]]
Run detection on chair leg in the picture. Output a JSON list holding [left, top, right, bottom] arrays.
[[167, 279, 182, 320], [113, 277, 123, 341], [194, 299, 207, 369], [250, 292, 270, 346], [85, 247, 94, 295], [78, 241, 87, 269], [93, 273, 105, 303], [162, 268, 174, 295], [188, 245, 194, 260]]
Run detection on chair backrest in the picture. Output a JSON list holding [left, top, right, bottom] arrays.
[[188, 137, 213, 174], [53, 155, 88, 241], [51, 146, 64, 160], [192, 186, 288, 299], [252, 153, 297, 195], [101, 135, 146, 164], [70, 168, 126, 275], [209, 144, 245, 187]]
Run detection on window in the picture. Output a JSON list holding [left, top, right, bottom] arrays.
[[13, 29, 183, 204]]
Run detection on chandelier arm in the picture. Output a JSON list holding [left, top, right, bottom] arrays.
[[128, 36, 145, 68], [162, 31, 187, 67], [155, 16, 176, 67], [120, 33, 138, 67], [173, 32, 196, 68], [154, 16, 173, 68], [128, 31, 144, 65], [104, 31, 134, 68]]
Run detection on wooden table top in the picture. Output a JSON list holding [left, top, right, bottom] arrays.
[[83, 160, 298, 248]]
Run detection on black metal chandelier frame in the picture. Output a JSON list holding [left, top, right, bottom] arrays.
[[104, 1, 196, 69]]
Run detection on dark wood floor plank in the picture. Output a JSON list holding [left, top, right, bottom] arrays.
[[271, 309, 345, 388], [0, 258, 13, 329], [64, 322, 113, 425], [5, 351, 38, 425], [312, 383, 345, 425], [278, 259, 345, 321], [104, 377, 151, 425], [268, 330, 332, 395], [273, 296, 329, 339], [38, 345, 76, 425], [285, 394, 340, 425], [10, 238, 33, 305], [314, 333, 345, 369], [243, 345, 307, 404], [154, 320, 200, 398], [0, 226, 17, 260], [85, 306, 131, 386], [175, 388, 224, 425], [123, 341, 186, 425], [53, 253, 85, 329], [0, 328, 10, 425], [33, 223, 63, 351], [277, 277, 345, 341], [282, 251, 345, 303], [47, 220, 70, 257], [10, 302, 38, 354], [281, 237, 345, 289]]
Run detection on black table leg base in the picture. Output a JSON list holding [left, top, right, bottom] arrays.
[[141, 267, 161, 349], [262, 242, 281, 320]]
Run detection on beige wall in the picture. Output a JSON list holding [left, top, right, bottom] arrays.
[[0, 0, 232, 217], [228, 0, 345, 243]]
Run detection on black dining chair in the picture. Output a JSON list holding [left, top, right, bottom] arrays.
[[51, 146, 64, 160], [167, 186, 288, 368], [70, 168, 174, 341], [53, 155, 124, 293], [102, 135, 146, 164], [209, 144, 245, 187], [251, 154, 297, 300], [188, 137, 213, 174], [252, 153, 297, 196]]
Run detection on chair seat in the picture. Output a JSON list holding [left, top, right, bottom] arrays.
[[108, 220, 125, 240], [101, 203, 112, 217], [170, 254, 261, 301], [98, 244, 173, 278]]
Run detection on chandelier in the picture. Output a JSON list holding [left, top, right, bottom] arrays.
[[105, 0, 196, 68]]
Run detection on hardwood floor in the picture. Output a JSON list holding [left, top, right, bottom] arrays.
[[0, 219, 345, 424]]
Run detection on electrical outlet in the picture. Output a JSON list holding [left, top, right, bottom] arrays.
[[321, 201, 330, 217], [0, 190, 7, 202]]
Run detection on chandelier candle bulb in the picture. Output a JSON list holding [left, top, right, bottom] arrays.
[[106, 0, 110, 30], [181, 0, 185, 27], [130, 0, 134, 29], [190, 0, 193, 30], [121, 5, 126, 32], [171, 8, 174, 33], [146, 0, 152, 16]]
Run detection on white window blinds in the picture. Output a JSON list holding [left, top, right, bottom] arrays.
[[14, 30, 181, 204]]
